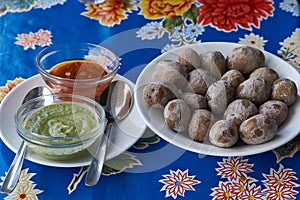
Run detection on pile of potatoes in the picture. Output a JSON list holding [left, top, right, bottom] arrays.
[[143, 45, 298, 148]]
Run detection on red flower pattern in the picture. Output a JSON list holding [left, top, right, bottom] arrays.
[[230, 179, 251, 197], [210, 181, 233, 200], [159, 169, 200, 199], [263, 165, 298, 188], [239, 184, 264, 200], [263, 185, 298, 200], [216, 157, 253, 181], [197, 0, 274, 32], [262, 164, 299, 200]]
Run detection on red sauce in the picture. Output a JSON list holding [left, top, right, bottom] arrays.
[[49, 60, 108, 79], [44, 59, 113, 100]]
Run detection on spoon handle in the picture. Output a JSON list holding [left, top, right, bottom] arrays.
[[85, 121, 112, 186], [1, 141, 27, 193]]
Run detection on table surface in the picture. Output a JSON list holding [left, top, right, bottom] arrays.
[[0, 1, 299, 199]]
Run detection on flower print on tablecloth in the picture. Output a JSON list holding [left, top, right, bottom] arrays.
[[211, 157, 300, 200], [0, 78, 24, 103], [262, 164, 300, 199], [280, 0, 300, 16], [273, 135, 300, 163], [133, 128, 160, 150], [0, 0, 35, 16], [82, 0, 138, 27], [159, 169, 200, 199], [68, 153, 141, 194], [136, 1, 275, 52], [216, 157, 254, 182], [0, 168, 43, 199], [239, 33, 268, 50], [15, 29, 52, 50], [278, 28, 300, 71], [0, 0, 66, 16], [137, 1, 204, 52], [34, 0, 66, 10], [197, 0, 275, 32]]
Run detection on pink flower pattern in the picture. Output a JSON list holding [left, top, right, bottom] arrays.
[[34, 29, 52, 47], [15, 32, 37, 50], [159, 169, 200, 199], [15, 29, 52, 50]]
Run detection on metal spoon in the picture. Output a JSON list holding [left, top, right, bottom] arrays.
[[79, 0, 105, 4], [1, 87, 51, 194], [85, 80, 133, 186]]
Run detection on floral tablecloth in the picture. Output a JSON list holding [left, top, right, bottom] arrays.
[[0, 0, 299, 199]]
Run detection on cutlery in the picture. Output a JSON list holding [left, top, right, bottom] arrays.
[[1, 87, 51, 194], [85, 80, 133, 186], [79, 0, 105, 4]]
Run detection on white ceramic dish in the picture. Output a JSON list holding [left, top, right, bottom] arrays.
[[135, 42, 300, 157], [0, 74, 147, 167]]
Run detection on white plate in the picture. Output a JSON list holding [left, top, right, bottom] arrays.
[[135, 42, 300, 157], [0, 74, 146, 167]]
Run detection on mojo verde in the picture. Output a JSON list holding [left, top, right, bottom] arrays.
[[23, 102, 98, 137]]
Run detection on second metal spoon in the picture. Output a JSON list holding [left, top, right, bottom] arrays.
[[85, 80, 133, 186]]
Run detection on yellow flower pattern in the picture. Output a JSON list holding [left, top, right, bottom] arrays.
[[1, 169, 43, 200], [279, 28, 300, 70], [82, 0, 138, 27], [0, 78, 24, 103], [139, 0, 195, 19]]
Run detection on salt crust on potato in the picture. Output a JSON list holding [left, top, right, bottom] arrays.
[[199, 51, 226, 79], [224, 99, 258, 127], [164, 99, 191, 132], [177, 47, 201, 72], [271, 78, 297, 106], [206, 80, 235, 116], [239, 114, 277, 145], [188, 68, 217, 95], [221, 69, 245, 88], [143, 82, 176, 107], [152, 60, 188, 89], [209, 120, 239, 148], [226, 46, 265, 74], [188, 109, 215, 142], [236, 77, 271, 105], [259, 100, 288, 126]]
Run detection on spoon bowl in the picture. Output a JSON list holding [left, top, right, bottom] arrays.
[[1, 86, 51, 194], [85, 80, 133, 186]]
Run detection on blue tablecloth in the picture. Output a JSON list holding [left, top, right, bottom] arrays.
[[0, 1, 299, 199]]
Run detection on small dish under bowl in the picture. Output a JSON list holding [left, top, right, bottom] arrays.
[[15, 93, 106, 160]]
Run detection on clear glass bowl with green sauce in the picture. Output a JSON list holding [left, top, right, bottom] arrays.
[[15, 94, 106, 160]]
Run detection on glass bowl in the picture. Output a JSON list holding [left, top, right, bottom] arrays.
[[36, 43, 119, 101], [15, 94, 106, 160]]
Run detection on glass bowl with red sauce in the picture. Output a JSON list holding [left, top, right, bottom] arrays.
[[36, 43, 119, 101]]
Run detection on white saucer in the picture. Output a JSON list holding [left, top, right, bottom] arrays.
[[0, 74, 147, 167]]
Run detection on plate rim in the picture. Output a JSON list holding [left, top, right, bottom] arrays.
[[135, 42, 300, 157], [0, 74, 147, 167]]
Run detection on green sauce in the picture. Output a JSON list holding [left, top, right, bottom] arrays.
[[24, 102, 98, 137]]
